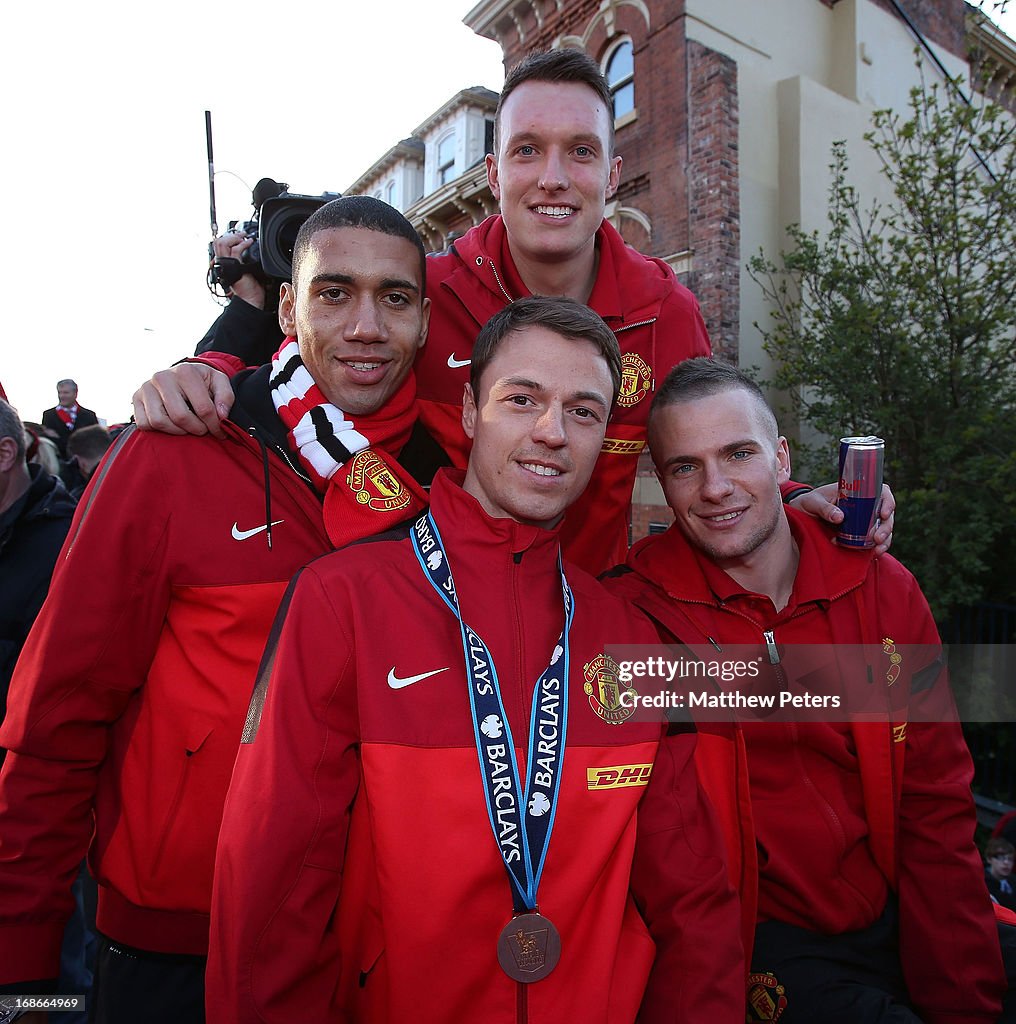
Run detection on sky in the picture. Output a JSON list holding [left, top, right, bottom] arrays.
[[1, 0, 504, 425], [1, 1, 1012, 426]]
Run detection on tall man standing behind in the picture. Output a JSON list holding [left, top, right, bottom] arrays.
[[608, 359, 1004, 1023], [414, 48, 711, 572], [207, 299, 743, 1024], [0, 197, 431, 1024], [0, 399, 76, 733], [41, 380, 98, 457]]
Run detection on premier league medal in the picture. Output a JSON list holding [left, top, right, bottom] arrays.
[[412, 512, 574, 988], [497, 912, 562, 983]]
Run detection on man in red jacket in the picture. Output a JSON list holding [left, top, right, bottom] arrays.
[[605, 357, 1005, 1023], [135, 49, 891, 575], [206, 298, 743, 1024], [0, 197, 433, 1024]]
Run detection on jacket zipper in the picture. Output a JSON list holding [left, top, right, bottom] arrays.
[[484, 258, 515, 304], [707, 608, 853, 853], [517, 980, 528, 1023], [762, 629, 779, 664], [615, 316, 657, 333], [268, 436, 313, 485]]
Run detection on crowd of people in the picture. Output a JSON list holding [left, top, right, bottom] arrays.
[[0, 48, 1009, 1024]]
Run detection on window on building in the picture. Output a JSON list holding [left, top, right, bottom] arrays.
[[647, 522, 669, 536], [605, 40, 635, 121], [437, 132, 456, 186], [385, 180, 396, 206]]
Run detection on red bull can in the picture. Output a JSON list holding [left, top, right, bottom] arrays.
[[836, 436, 884, 548]]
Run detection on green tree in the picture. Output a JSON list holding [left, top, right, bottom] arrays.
[[749, 65, 1016, 620]]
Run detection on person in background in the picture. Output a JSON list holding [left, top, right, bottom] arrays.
[[0, 399, 87, 1024], [65, 425, 112, 500], [0, 400, 76, 731], [41, 380, 99, 458], [986, 838, 1016, 913]]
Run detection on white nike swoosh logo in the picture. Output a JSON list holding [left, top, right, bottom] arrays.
[[387, 666, 450, 690], [447, 354, 472, 368], [231, 520, 285, 541]]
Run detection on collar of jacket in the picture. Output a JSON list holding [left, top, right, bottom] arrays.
[[440, 214, 675, 328], [429, 467, 563, 568], [625, 505, 874, 612]]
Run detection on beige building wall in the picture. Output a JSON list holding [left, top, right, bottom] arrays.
[[685, 0, 968, 382]]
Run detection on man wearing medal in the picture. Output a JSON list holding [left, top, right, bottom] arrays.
[[206, 297, 744, 1022]]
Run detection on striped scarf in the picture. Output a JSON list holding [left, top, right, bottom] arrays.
[[270, 338, 427, 547]]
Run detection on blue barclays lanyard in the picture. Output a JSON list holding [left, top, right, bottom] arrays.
[[411, 511, 573, 913]]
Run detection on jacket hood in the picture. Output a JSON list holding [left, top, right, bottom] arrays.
[[12, 464, 75, 524], [446, 214, 676, 327], [623, 506, 874, 612], [26, 464, 76, 521]]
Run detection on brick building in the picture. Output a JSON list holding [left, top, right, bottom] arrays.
[[347, 0, 1015, 543]]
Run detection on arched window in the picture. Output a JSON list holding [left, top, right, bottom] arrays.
[[605, 40, 635, 121], [437, 132, 456, 186], [385, 180, 396, 206]]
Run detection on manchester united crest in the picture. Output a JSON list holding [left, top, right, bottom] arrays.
[[617, 352, 652, 408], [746, 972, 787, 1022], [345, 451, 412, 513], [882, 636, 902, 685], [583, 654, 637, 725]]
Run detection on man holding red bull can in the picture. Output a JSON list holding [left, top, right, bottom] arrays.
[[608, 358, 1005, 1024]]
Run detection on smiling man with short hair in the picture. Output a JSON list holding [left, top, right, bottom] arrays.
[[0, 197, 433, 1024], [608, 357, 1004, 1024]]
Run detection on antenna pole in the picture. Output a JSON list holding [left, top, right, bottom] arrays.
[[205, 110, 218, 238]]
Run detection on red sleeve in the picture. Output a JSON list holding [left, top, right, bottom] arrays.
[[890, 565, 1005, 1024], [206, 565, 359, 1024], [184, 351, 248, 378], [779, 480, 812, 502], [631, 723, 745, 1021], [0, 429, 173, 983]]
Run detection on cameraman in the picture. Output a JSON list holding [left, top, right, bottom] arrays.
[[194, 230, 283, 365]]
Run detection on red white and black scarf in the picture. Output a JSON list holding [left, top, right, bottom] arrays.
[[56, 404, 78, 429], [270, 338, 426, 547]]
